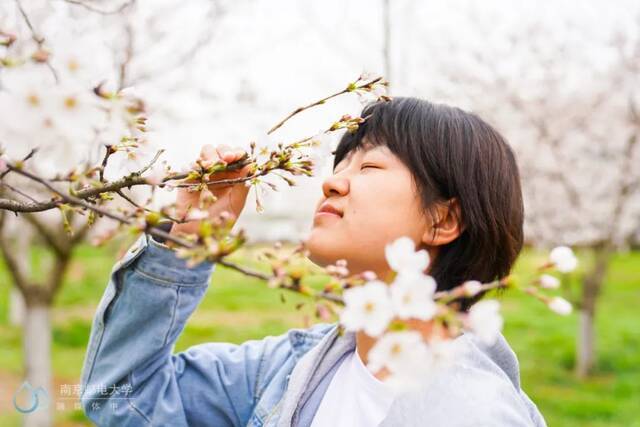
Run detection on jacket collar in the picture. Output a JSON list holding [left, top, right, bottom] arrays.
[[286, 323, 340, 360], [278, 325, 357, 427]]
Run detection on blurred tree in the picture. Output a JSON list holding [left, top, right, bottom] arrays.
[[0, 1, 234, 425], [430, 9, 640, 378]]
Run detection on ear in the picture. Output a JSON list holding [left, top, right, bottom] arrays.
[[421, 198, 464, 247]]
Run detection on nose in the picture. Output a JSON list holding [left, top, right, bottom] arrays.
[[322, 171, 350, 198]]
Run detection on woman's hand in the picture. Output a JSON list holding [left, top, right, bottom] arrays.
[[170, 144, 252, 236]]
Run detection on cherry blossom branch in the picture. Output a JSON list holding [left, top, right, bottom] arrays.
[[0, 76, 383, 214], [4, 162, 196, 245], [207, 258, 345, 305], [0, 75, 390, 310], [433, 277, 511, 302], [0, 147, 37, 180], [14, 0, 59, 82], [4, 158, 313, 295], [63, 0, 136, 15], [0, 143, 300, 212], [98, 145, 116, 182], [14, 0, 43, 44], [0, 181, 40, 203], [267, 76, 383, 135], [0, 147, 180, 212]]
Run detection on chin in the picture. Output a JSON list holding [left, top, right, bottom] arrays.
[[304, 227, 343, 268]]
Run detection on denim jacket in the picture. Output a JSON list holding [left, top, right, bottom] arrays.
[[80, 233, 547, 427]]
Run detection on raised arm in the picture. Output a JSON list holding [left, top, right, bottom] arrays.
[[79, 234, 299, 426], [80, 144, 298, 426]]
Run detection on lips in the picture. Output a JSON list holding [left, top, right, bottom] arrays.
[[316, 202, 343, 218]]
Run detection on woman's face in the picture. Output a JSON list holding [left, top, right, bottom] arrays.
[[305, 144, 432, 279]]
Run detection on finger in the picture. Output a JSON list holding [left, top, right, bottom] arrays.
[[239, 163, 252, 177], [227, 174, 251, 211]]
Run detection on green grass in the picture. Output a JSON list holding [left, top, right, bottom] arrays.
[[0, 242, 638, 426], [500, 250, 640, 427]]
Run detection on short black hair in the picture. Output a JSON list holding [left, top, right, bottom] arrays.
[[334, 97, 524, 305]]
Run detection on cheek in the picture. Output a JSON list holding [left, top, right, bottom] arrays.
[[341, 177, 426, 250]]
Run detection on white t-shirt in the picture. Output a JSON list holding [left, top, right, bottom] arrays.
[[310, 350, 396, 427]]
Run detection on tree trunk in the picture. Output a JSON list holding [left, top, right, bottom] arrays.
[[575, 245, 611, 378], [10, 287, 26, 326], [21, 302, 53, 427], [10, 231, 30, 326], [576, 308, 595, 378]]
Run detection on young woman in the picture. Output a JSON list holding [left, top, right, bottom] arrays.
[[80, 98, 547, 426]]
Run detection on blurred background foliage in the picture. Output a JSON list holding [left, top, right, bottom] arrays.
[[0, 242, 638, 426]]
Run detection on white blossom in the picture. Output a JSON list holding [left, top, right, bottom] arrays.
[[371, 83, 387, 98], [367, 331, 429, 374], [340, 280, 394, 337], [358, 70, 376, 81], [254, 133, 281, 164], [549, 246, 578, 273], [548, 297, 573, 315], [539, 274, 561, 289], [367, 331, 434, 393], [467, 299, 503, 345], [362, 270, 377, 281], [385, 237, 430, 276], [0, 65, 103, 173], [389, 273, 437, 320], [48, 83, 103, 144]]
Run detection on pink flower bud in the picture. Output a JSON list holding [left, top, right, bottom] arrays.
[[548, 297, 572, 315], [549, 246, 578, 273], [539, 274, 560, 289], [362, 271, 377, 281], [185, 208, 209, 221], [145, 169, 165, 185], [316, 304, 332, 321], [463, 280, 483, 297]]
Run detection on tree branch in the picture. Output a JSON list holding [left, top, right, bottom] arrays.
[[63, 0, 135, 15], [23, 213, 69, 256], [47, 250, 71, 297], [14, 0, 59, 82], [267, 76, 382, 135]]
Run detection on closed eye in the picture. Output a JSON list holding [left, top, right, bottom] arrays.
[[360, 164, 380, 170]]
